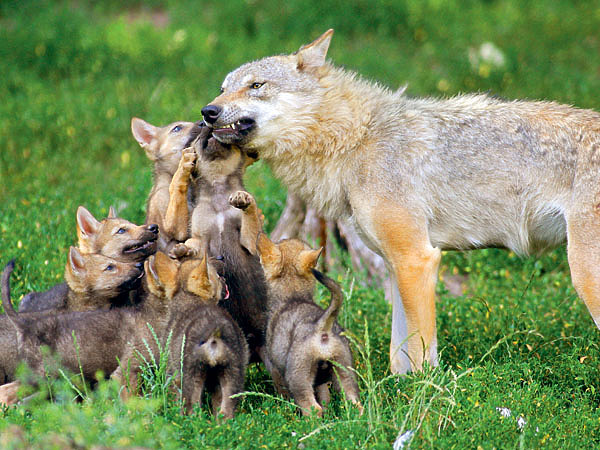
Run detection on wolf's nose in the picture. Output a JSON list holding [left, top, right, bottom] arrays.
[[147, 224, 159, 234], [135, 262, 144, 269], [201, 105, 222, 124]]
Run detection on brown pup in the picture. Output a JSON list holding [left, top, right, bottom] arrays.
[[131, 117, 202, 253], [19, 206, 158, 312], [2, 261, 150, 392], [113, 252, 248, 418], [167, 126, 267, 363], [230, 191, 361, 416], [0, 251, 144, 384]]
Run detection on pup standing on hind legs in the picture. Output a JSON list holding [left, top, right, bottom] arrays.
[[131, 117, 202, 254], [231, 191, 361, 416]]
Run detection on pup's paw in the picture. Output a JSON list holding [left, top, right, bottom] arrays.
[[0, 381, 20, 406], [180, 148, 197, 172], [229, 191, 254, 210], [169, 243, 193, 259]]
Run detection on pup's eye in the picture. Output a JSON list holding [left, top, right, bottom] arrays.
[[250, 82, 264, 89], [105, 264, 115, 272], [116, 228, 126, 234], [219, 87, 224, 94], [171, 125, 182, 133]]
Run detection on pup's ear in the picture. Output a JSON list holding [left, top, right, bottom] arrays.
[[144, 255, 163, 297], [107, 206, 117, 219], [153, 251, 179, 299], [297, 247, 322, 275], [186, 253, 213, 300], [65, 247, 87, 292], [67, 246, 86, 275], [295, 29, 333, 71], [76, 206, 100, 253], [131, 117, 158, 157], [256, 233, 283, 278]]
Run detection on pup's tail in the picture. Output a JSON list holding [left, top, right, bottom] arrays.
[[312, 269, 343, 335], [1, 260, 20, 327]]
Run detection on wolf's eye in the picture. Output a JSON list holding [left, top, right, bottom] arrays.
[[170, 125, 182, 133], [116, 228, 126, 234], [250, 82, 265, 89], [105, 264, 115, 272]]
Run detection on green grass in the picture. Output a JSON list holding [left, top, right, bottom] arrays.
[[2, 0, 600, 448]]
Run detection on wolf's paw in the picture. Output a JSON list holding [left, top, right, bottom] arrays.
[[169, 243, 193, 260], [229, 191, 253, 210], [180, 148, 197, 172]]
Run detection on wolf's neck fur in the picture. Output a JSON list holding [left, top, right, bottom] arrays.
[[255, 64, 393, 219]]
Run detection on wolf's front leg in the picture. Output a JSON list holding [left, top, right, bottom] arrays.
[[369, 204, 441, 374]]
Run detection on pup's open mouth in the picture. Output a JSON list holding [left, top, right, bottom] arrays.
[[123, 238, 157, 255], [211, 118, 255, 142]]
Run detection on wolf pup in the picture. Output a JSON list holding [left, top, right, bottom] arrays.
[[167, 126, 267, 362], [0, 253, 144, 385], [202, 29, 600, 374], [1, 258, 151, 393], [19, 206, 157, 312], [131, 117, 202, 253], [113, 252, 248, 418], [231, 191, 361, 416]]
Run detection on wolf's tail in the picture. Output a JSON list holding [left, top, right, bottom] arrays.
[[2, 260, 21, 328], [312, 269, 343, 334]]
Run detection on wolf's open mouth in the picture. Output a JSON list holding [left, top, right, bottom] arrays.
[[123, 239, 156, 254], [212, 118, 255, 140]]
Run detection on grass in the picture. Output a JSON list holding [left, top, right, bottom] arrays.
[[2, 0, 600, 447]]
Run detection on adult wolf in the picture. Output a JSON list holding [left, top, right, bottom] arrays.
[[201, 29, 600, 374]]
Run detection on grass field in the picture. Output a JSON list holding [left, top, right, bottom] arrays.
[[2, 1, 600, 448]]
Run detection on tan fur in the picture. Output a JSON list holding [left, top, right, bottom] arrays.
[[131, 117, 201, 252], [203, 29, 600, 374], [76, 205, 158, 262], [63, 246, 145, 311]]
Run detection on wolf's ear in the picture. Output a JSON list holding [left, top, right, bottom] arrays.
[[297, 247, 322, 275], [131, 118, 158, 157], [76, 206, 100, 253], [295, 29, 333, 71], [153, 251, 179, 299], [107, 206, 117, 219], [186, 253, 213, 299], [256, 233, 283, 278]]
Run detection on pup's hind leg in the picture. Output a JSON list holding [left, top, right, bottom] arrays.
[[183, 374, 205, 415], [332, 358, 363, 414], [371, 205, 441, 374]]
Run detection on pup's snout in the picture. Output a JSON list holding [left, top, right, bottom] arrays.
[[201, 105, 222, 125], [147, 224, 159, 234]]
